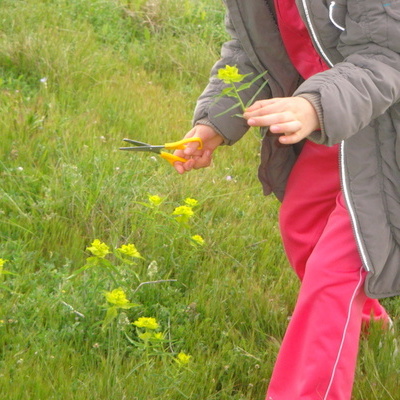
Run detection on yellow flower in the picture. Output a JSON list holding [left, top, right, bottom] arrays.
[[172, 205, 195, 225], [117, 243, 142, 258], [148, 195, 163, 206], [217, 65, 245, 84], [86, 239, 110, 258], [0, 259, 7, 267], [133, 317, 159, 330], [175, 352, 192, 365], [191, 235, 205, 246], [104, 288, 131, 308], [138, 331, 164, 342], [172, 205, 194, 218], [153, 332, 164, 341], [138, 331, 153, 342], [184, 198, 198, 207]]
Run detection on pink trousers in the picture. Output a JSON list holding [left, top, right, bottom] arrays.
[[266, 141, 389, 400]]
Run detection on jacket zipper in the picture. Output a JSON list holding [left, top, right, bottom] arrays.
[[299, 0, 372, 272]]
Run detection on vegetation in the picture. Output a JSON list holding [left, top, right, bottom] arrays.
[[0, 0, 398, 399]]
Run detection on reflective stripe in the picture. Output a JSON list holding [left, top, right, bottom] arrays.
[[299, 0, 334, 67], [329, 1, 345, 31], [323, 267, 364, 399], [340, 142, 371, 272]]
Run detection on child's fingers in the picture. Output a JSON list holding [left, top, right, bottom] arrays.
[[173, 149, 212, 174], [172, 148, 193, 174], [191, 149, 212, 169], [183, 140, 202, 156], [246, 112, 298, 129], [278, 133, 303, 145], [278, 129, 310, 145], [269, 121, 302, 134], [245, 98, 277, 112], [173, 161, 186, 174], [173, 158, 195, 174]]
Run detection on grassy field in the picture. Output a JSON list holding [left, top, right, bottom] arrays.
[[0, 1, 399, 399]]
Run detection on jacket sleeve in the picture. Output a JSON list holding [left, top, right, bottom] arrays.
[[193, 9, 271, 145], [294, 0, 400, 146]]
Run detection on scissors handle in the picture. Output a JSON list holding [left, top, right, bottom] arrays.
[[160, 151, 189, 165], [164, 137, 203, 150]]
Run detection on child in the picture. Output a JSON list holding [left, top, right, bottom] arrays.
[[174, 1, 400, 399]]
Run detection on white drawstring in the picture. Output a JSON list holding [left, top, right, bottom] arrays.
[[329, 1, 345, 31]]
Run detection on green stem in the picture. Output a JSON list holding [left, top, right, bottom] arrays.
[[107, 268, 120, 287], [232, 82, 246, 112]]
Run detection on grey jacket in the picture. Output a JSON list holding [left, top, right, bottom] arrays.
[[194, 0, 400, 298]]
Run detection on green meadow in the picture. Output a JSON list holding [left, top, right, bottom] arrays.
[[0, 0, 399, 398]]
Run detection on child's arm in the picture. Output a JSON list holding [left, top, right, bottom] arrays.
[[243, 97, 320, 145]]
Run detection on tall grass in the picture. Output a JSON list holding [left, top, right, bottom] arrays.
[[0, 1, 399, 399]]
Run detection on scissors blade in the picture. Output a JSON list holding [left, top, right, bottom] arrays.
[[122, 138, 151, 146], [119, 138, 163, 153], [119, 146, 162, 153]]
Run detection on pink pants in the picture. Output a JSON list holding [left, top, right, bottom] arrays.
[[266, 141, 389, 400]]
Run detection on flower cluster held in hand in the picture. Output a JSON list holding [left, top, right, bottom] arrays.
[[214, 64, 268, 118]]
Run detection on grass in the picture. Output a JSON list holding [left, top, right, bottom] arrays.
[[0, 0, 399, 399]]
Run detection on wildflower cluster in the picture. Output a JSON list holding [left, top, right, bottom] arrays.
[[69, 239, 144, 279], [86, 240, 143, 261], [183, 197, 198, 207], [190, 234, 205, 246], [172, 197, 198, 226], [118, 244, 143, 259], [141, 195, 205, 246], [132, 317, 192, 366], [86, 239, 110, 258], [68, 195, 203, 371], [133, 316, 160, 330], [172, 205, 194, 224], [214, 64, 268, 118], [102, 288, 139, 329], [133, 317, 164, 344], [105, 288, 136, 308], [148, 195, 164, 207], [217, 64, 247, 84], [175, 352, 192, 366]]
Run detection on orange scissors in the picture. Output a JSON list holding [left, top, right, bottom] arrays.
[[119, 137, 203, 165]]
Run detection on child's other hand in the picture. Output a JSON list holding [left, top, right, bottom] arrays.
[[243, 97, 320, 144], [173, 124, 224, 174]]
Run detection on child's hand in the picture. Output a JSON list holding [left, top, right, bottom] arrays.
[[243, 97, 320, 144], [173, 125, 224, 174]]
